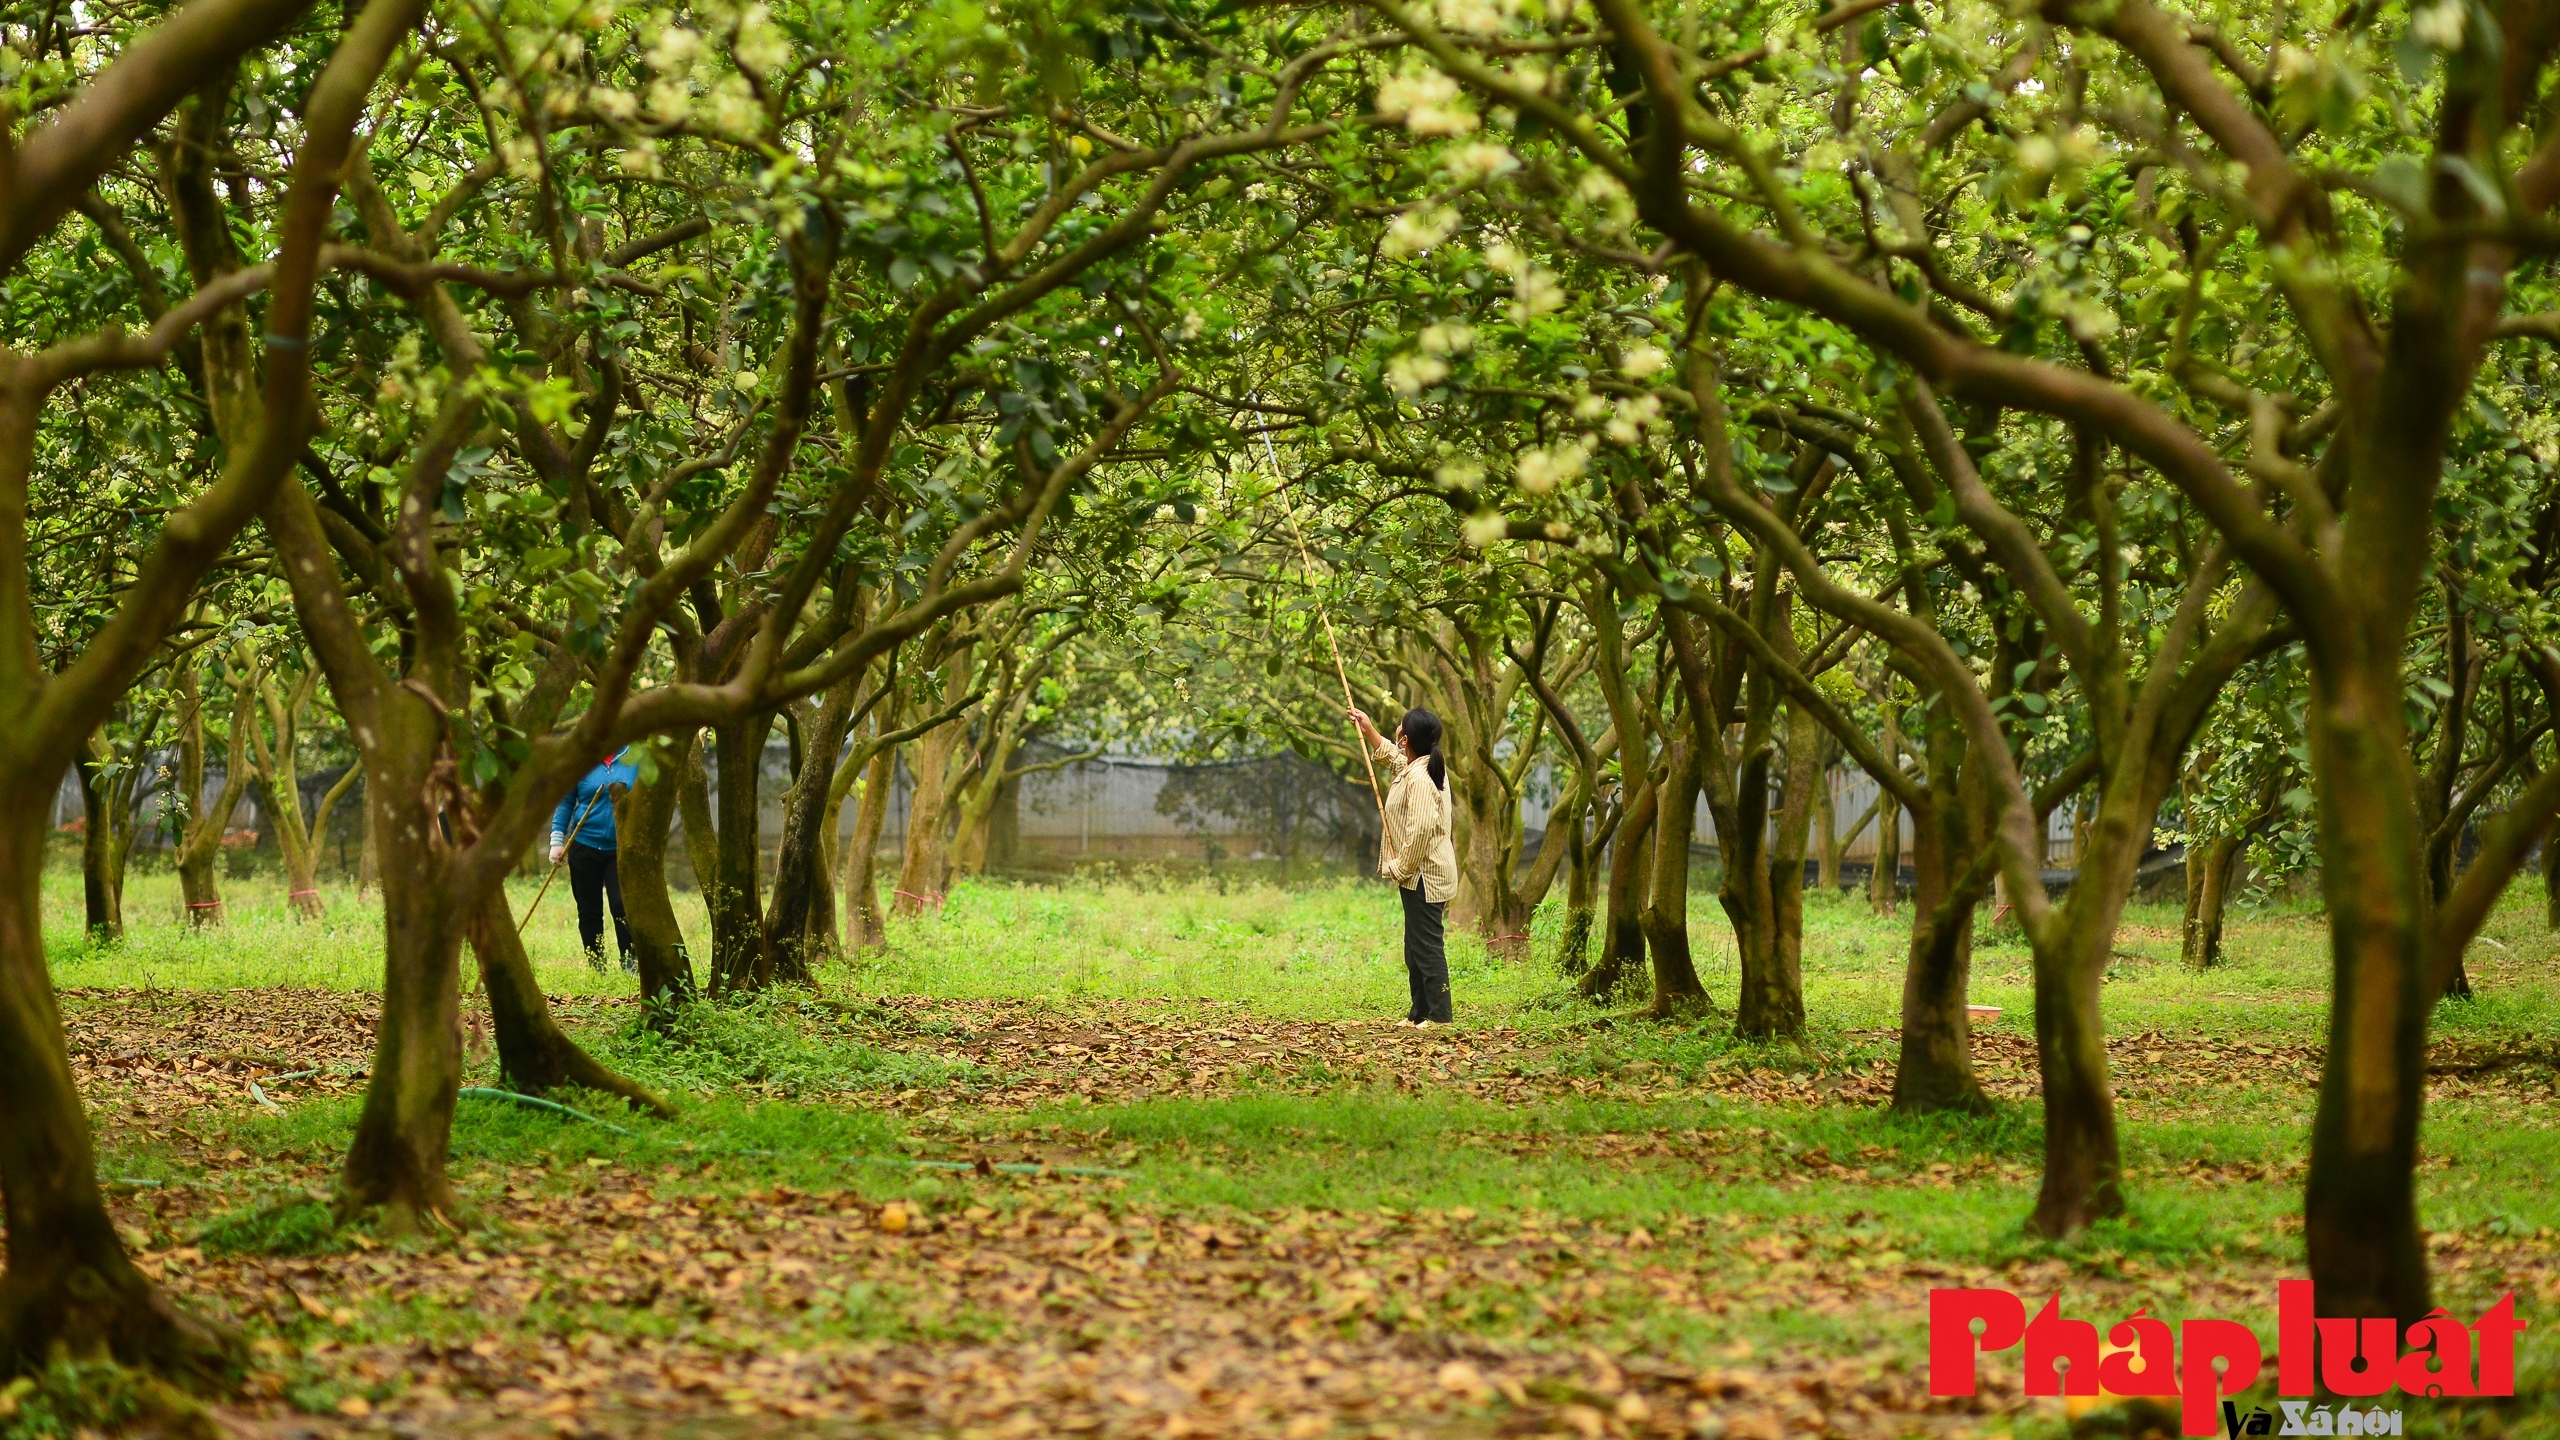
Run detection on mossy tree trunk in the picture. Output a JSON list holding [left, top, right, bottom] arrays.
[[842, 745, 894, 951], [894, 683, 970, 914], [1580, 576, 1655, 1000], [1639, 738, 1711, 1014], [468, 885, 673, 1114], [763, 676, 860, 982], [705, 710, 775, 993], [75, 748, 125, 941], [171, 653, 254, 927], [0, 795, 241, 1374], [617, 731, 699, 1024], [242, 649, 325, 916]]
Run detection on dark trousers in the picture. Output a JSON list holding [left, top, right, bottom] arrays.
[[1401, 883, 1451, 1022], [568, 841, 633, 971]]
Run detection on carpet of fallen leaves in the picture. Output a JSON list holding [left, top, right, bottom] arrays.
[[62, 987, 2560, 1131], [50, 987, 2560, 1439]]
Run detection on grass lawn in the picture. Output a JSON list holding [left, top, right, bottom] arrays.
[[19, 862, 2560, 1439]]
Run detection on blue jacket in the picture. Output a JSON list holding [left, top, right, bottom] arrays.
[[552, 750, 637, 852]]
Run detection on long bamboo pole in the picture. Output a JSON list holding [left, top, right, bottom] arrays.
[[1280, 497, 1385, 819], [518, 757, 619, 934], [1257, 417, 1385, 818]]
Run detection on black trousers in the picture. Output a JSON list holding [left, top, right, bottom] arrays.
[[568, 841, 633, 971], [1401, 882, 1451, 1022]]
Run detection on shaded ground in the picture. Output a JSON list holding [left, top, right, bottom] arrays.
[[67, 985, 2559, 1127], [56, 986, 2560, 1439]]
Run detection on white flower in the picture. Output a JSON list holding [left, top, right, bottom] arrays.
[[1418, 322, 1476, 357], [1573, 391, 1611, 422], [1376, 64, 1479, 136], [735, 3, 790, 76], [1618, 343, 1669, 378], [500, 135, 544, 181], [647, 23, 700, 74], [1443, 142, 1519, 184], [1606, 393, 1662, 446], [1462, 511, 1510, 548], [1376, 65, 1455, 119], [1482, 240, 1528, 278], [1387, 352, 1451, 396], [709, 73, 764, 136], [1383, 205, 1460, 258], [1437, 460, 1485, 491], [2014, 134, 2059, 174], [2411, 1, 2466, 48], [1433, 0, 1516, 36], [1515, 438, 1589, 493], [1507, 266, 1564, 322], [615, 138, 663, 176], [589, 86, 640, 122], [1801, 139, 1852, 174], [1180, 310, 1206, 341], [1245, 182, 1273, 202], [646, 78, 692, 122]]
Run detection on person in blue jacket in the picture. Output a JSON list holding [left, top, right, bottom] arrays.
[[551, 748, 639, 972]]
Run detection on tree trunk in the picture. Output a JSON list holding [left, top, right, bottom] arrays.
[[2544, 833, 2560, 931], [843, 747, 893, 949], [677, 733, 718, 895], [2302, 667, 2433, 1322], [2023, 783, 2153, 1239], [1556, 798, 1603, 976], [1872, 800, 1900, 910], [895, 721, 964, 914], [171, 663, 249, 928], [764, 680, 858, 981], [706, 711, 774, 993], [1892, 792, 1990, 1114], [336, 721, 468, 1232], [1814, 765, 1841, 893], [176, 851, 223, 927], [2181, 832, 2246, 969], [1749, 699, 1821, 1037], [2028, 907, 2122, 1237], [1451, 760, 1511, 936], [1582, 779, 1655, 999], [617, 734, 698, 1025], [253, 777, 324, 918], [984, 767, 1024, 872], [0, 801, 235, 1373], [816, 723, 863, 953], [468, 888, 673, 1114], [1641, 742, 1711, 1014], [950, 715, 1028, 882], [1721, 742, 1790, 1036], [76, 754, 122, 941], [1477, 855, 1538, 962], [1719, 840, 1782, 1029]]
